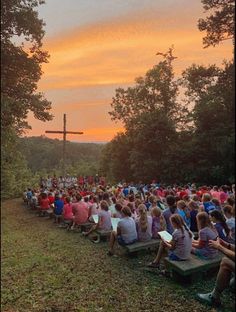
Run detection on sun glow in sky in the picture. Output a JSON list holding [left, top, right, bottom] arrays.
[[26, 0, 233, 142]]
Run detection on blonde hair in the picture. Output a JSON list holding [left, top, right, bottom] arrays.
[[138, 204, 148, 232], [202, 193, 211, 202], [151, 207, 162, 218], [177, 200, 186, 210], [149, 195, 157, 205], [170, 214, 192, 238], [188, 200, 199, 211]]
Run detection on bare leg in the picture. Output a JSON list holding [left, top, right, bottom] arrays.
[[84, 224, 97, 236], [109, 231, 117, 253], [153, 241, 166, 264], [212, 257, 235, 296]]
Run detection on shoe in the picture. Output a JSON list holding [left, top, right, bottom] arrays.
[[107, 251, 114, 256], [147, 262, 160, 269], [196, 292, 221, 307]]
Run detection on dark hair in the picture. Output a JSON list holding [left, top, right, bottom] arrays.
[[76, 194, 82, 201], [121, 206, 132, 217], [100, 200, 109, 211], [65, 196, 71, 204], [115, 203, 122, 212], [170, 214, 192, 238], [84, 196, 89, 203], [166, 195, 176, 214], [226, 196, 235, 207], [210, 210, 230, 236]]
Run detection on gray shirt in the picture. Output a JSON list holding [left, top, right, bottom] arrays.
[[172, 228, 192, 260], [118, 217, 138, 244]]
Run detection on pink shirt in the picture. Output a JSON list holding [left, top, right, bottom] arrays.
[[219, 192, 228, 204], [72, 201, 89, 224], [63, 203, 73, 220], [211, 191, 221, 201]]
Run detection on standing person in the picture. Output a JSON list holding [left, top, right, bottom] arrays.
[[108, 206, 137, 256], [53, 194, 64, 223], [196, 238, 235, 307], [162, 195, 178, 234], [147, 214, 193, 270]]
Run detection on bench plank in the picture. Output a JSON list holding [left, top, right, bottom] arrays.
[[164, 253, 223, 276], [125, 239, 160, 253]]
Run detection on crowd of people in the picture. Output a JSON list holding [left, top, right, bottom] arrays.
[[24, 179, 235, 308]]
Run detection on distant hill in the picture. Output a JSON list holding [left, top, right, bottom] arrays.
[[18, 136, 105, 175]]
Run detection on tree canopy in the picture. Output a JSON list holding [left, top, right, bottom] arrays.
[[198, 0, 235, 47]]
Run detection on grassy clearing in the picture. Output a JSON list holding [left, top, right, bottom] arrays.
[[1, 199, 235, 312]]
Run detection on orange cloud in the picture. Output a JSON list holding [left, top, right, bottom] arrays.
[[28, 4, 233, 142]]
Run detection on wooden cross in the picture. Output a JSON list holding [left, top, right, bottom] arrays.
[[45, 113, 83, 177]]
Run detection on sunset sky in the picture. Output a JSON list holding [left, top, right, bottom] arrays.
[[26, 0, 233, 143]]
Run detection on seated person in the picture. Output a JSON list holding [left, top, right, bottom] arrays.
[[196, 238, 235, 308], [147, 214, 193, 271], [107, 206, 137, 256], [136, 204, 152, 242], [192, 212, 218, 259], [53, 194, 64, 223], [83, 200, 112, 236], [38, 192, 50, 216], [71, 194, 89, 229], [223, 204, 235, 243], [62, 196, 74, 226], [151, 206, 166, 239], [200, 193, 216, 214], [210, 209, 231, 242]]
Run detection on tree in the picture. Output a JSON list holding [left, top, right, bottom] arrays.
[[1, 0, 52, 198], [181, 61, 235, 184], [1, 0, 52, 133], [105, 49, 188, 183], [198, 0, 235, 47]]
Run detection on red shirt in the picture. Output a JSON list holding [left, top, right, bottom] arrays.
[[48, 195, 55, 204], [40, 198, 50, 210]]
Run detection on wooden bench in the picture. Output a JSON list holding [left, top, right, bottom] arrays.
[[164, 253, 223, 283], [124, 239, 160, 254], [89, 230, 112, 243]]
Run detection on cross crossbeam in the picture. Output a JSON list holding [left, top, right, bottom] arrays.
[[45, 114, 83, 177]]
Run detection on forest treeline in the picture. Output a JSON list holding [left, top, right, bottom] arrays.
[[18, 136, 103, 176], [1, 0, 235, 199]]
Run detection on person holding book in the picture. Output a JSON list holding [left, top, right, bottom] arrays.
[[107, 206, 137, 256], [191, 212, 218, 259], [147, 214, 193, 272]]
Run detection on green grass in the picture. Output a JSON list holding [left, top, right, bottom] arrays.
[[1, 199, 235, 312]]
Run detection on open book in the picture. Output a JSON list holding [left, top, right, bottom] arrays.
[[158, 230, 173, 243], [111, 218, 121, 232], [92, 214, 99, 224]]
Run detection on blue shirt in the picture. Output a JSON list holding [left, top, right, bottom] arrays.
[[54, 199, 64, 215], [203, 201, 216, 214]]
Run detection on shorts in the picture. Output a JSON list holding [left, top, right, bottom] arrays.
[[192, 248, 210, 260], [168, 252, 185, 261], [117, 236, 137, 246]]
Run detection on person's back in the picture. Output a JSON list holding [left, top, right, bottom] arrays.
[[198, 226, 218, 258], [98, 207, 112, 231], [118, 216, 137, 243], [172, 228, 192, 260], [73, 200, 89, 224], [136, 215, 152, 242], [63, 200, 73, 220], [163, 195, 177, 234], [54, 198, 64, 215]]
